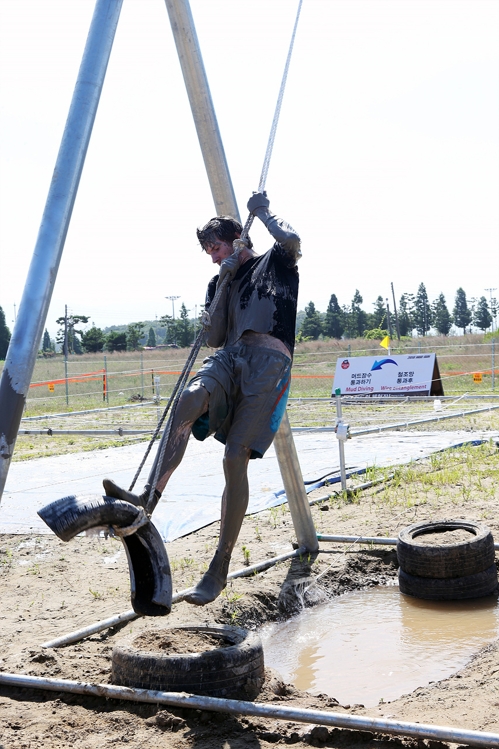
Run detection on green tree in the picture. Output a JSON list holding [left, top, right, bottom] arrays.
[[363, 327, 389, 340], [432, 293, 453, 336], [176, 303, 193, 347], [473, 296, 492, 332], [82, 326, 105, 353], [159, 313, 175, 345], [323, 294, 344, 339], [0, 306, 11, 359], [371, 296, 386, 329], [106, 331, 127, 352], [343, 290, 367, 338], [42, 328, 53, 353], [55, 312, 89, 354], [398, 293, 414, 336], [146, 327, 157, 347], [126, 322, 145, 351], [300, 301, 323, 340], [453, 287, 472, 334], [413, 283, 432, 336]]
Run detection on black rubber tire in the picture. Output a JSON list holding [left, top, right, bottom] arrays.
[[399, 564, 498, 601], [397, 519, 495, 579], [38, 494, 172, 617], [38, 493, 143, 542], [112, 625, 265, 699]]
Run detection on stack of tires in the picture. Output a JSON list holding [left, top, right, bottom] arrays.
[[397, 519, 498, 601]]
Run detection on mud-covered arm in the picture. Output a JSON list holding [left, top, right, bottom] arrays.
[[247, 191, 301, 267], [204, 276, 228, 348]]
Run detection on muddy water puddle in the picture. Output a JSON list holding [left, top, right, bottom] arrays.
[[260, 586, 499, 707]]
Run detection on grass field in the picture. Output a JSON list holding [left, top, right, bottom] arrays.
[[2, 334, 499, 461]]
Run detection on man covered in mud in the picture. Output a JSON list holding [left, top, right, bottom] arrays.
[[103, 191, 300, 605]]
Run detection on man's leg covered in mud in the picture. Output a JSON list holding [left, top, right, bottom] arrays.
[[184, 441, 251, 605], [102, 383, 209, 509]]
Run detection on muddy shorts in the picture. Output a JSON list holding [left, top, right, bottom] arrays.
[[189, 344, 291, 459]]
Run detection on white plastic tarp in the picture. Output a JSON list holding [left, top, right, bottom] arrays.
[[1, 430, 495, 541]]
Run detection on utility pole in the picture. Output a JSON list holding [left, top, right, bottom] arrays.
[[485, 288, 497, 332], [385, 299, 393, 338], [165, 295, 180, 345], [390, 282, 401, 341]]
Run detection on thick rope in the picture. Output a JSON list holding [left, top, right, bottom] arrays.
[[130, 0, 304, 511]]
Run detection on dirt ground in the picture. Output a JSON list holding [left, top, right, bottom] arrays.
[[1, 438, 499, 748]]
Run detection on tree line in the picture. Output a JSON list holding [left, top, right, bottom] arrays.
[[38, 302, 199, 355], [298, 285, 497, 341], [0, 285, 497, 361]]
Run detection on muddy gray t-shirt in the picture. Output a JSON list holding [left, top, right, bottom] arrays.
[[205, 241, 299, 355]]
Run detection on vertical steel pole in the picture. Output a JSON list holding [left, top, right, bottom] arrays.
[[391, 282, 401, 341], [140, 351, 144, 398], [492, 340, 495, 392], [0, 0, 123, 499], [335, 390, 347, 492], [104, 355, 109, 404], [164, 0, 317, 551], [163, 0, 239, 219], [64, 305, 70, 406], [273, 413, 318, 552]]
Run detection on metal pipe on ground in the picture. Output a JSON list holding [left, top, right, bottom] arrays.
[[317, 534, 499, 552], [318, 534, 397, 546], [42, 547, 305, 649], [0, 672, 497, 747]]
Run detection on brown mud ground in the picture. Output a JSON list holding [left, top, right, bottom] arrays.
[[1, 439, 499, 748]]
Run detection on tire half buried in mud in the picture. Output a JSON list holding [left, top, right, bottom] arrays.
[[112, 625, 265, 699], [397, 519, 495, 579]]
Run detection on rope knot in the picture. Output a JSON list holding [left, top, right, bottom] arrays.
[[110, 508, 150, 538]]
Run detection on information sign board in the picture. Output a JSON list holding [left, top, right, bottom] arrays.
[[333, 353, 443, 397]]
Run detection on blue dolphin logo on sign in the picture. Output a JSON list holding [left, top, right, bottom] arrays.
[[371, 358, 398, 371]]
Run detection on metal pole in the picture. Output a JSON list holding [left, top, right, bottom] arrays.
[[104, 355, 109, 404], [335, 389, 347, 491], [492, 339, 495, 392], [273, 413, 319, 552], [391, 281, 401, 341], [163, 0, 317, 551], [140, 351, 144, 397], [1, 673, 498, 747], [0, 0, 123, 500], [64, 305, 69, 406], [163, 0, 239, 219], [385, 299, 393, 339]]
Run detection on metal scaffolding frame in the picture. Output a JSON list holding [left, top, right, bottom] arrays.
[[0, 0, 317, 552]]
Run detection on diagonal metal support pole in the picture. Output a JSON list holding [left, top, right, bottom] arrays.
[[0, 0, 124, 500], [164, 0, 318, 552]]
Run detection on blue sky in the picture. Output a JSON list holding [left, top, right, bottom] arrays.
[[1, 0, 498, 336]]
